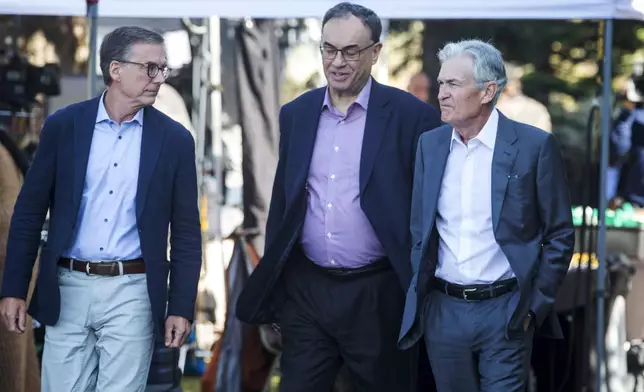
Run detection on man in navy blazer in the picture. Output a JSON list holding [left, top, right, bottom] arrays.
[[398, 40, 574, 391], [236, 3, 440, 391], [0, 27, 201, 391]]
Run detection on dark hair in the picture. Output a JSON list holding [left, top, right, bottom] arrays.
[[99, 26, 164, 85], [322, 2, 382, 42]]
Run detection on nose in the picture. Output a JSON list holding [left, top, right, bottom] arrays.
[[153, 71, 166, 84], [331, 51, 346, 67], [438, 85, 449, 101]]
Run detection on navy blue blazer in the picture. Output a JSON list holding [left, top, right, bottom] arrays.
[[0, 97, 202, 338], [236, 80, 441, 324], [398, 113, 575, 349]]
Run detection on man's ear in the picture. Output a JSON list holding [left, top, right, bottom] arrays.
[[109, 61, 121, 83], [481, 82, 499, 105]]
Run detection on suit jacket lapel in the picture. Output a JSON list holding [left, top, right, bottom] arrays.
[[136, 107, 166, 219], [284, 88, 325, 206], [72, 98, 101, 216], [422, 128, 451, 243], [491, 113, 518, 232], [359, 81, 391, 194]]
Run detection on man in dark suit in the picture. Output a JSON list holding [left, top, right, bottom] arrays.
[[0, 26, 202, 391], [398, 39, 574, 391], [236, 3, 440, 391]]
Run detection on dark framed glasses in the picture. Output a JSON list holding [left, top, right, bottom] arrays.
[[117, 60, 170, 79], [320, 41, 378, 61]]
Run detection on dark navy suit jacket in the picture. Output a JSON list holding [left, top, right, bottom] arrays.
[[236, 80, 441, 324], [0, 97, 202, 338], [398, 113, 575, 349]]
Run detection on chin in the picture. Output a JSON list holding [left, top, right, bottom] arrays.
[[141, 96, 157, 106], [327, 78, 354, 92]]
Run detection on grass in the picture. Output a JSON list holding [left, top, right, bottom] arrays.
[[181, 376, 201, 392]]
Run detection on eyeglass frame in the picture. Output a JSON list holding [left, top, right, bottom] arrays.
[[319, 41, 379, 62], [116, 60, 170, 79]]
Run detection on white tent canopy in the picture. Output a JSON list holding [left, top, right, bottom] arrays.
[[0, 0, 643, 20]]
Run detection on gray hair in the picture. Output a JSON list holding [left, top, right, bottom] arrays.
[[99, 26, 165, 85], [438, 39, 507, 105], [322, 2, 382, 42]]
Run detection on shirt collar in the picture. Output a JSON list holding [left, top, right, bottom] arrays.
[[322, 77, 373, 111], [96, 90, 144, 126], [450, 108, 499, 150]]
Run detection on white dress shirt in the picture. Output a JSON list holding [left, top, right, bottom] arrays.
[[434, 109, 515, 285]]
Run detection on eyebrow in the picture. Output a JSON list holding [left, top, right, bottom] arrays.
[[437, 78, 461, 84], [322, 42, 361, 50]]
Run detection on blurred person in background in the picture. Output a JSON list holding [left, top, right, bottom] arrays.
[[496, 62, 552, 133], [236, 2, 440, 391], [0, 26, 201, 392], [0, 127, 40, 392], [610, 64, 644, 207], [407, 72, 431, 103]]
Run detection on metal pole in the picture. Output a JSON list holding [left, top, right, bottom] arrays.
[[86, 0, 99, 99], [596, 18, 613, 392], [196, 18, 209, 205], [209, 16, 223, 239]]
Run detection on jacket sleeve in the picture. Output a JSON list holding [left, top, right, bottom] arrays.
[[167, 130, 203, 321], [529, 133, 575, 327], [410, 136, 426, 277], [1, 115, 59, 300], [263, 106, 289, 254]]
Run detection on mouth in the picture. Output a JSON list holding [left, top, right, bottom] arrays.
[[330, 71, 350, 81]]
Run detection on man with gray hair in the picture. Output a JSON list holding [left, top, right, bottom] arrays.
[[0, 26, 202, 391], [398, 39, 574, 391]]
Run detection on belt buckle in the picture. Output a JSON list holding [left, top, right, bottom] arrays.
[[462, 288, 477, 301], [85, 262, 92, 275]]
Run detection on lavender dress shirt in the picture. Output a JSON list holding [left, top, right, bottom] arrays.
[[300, 78, 386, 268]]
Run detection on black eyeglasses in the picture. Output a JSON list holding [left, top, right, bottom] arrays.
[[117, 60, 170, 79], [320, 41, 378, 61]]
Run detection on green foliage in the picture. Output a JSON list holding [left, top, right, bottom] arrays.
[[388, 20, 644, 102]]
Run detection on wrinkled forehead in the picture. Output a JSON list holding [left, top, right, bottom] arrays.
[[438, 55, 476, 83], [127, 42, 167, 64], [322, 16, 372, 48]]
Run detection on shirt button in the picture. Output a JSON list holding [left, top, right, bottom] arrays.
[[118, 136, 122, 140], [104, 218, 108, 222], [330, 259, 336, 265], [113, 163, 118, 167], [327, 232, 332, 238], [100, 247, 104, 251], [330, 174, 336, 180], [327, 203, 332, 208], [109, 190, 113, 194], [334, 146, 339, 152], [340, 120, 345, 124]]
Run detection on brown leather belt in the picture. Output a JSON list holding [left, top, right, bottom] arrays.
[[57, 257, 146, 276]]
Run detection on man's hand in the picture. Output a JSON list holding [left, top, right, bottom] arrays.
[[523, 312, 535, 332], [165, 315, 191, 347], [0, 297, 27, 334]]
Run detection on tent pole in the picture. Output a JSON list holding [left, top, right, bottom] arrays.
[[209, 16, 223, 238], [86, 0, 99, 98], [596, 17, 613, 392]]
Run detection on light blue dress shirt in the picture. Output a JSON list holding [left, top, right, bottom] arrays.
[[63, 93, 144, 261]]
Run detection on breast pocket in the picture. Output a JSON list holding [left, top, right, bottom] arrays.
[[504, 170, 538, 237]]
